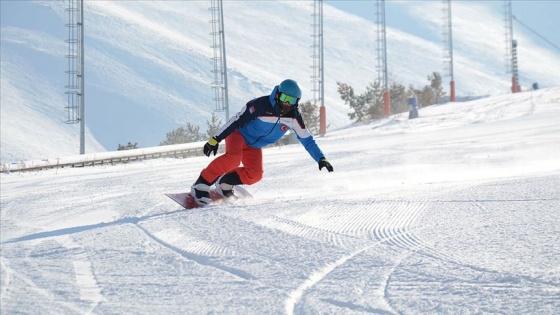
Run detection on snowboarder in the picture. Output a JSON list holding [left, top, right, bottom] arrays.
[[191, 79, 334, 205]]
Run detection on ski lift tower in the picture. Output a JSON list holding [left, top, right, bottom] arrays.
[[210, 0, 230, 119], [442, 0, 456, 102], [311, 0, 326, 136], [376, 0, 390, 117], [65, 0, 85, 154], [504, 0, 520, 93]]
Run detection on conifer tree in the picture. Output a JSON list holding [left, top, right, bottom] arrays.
[[298, 100, 320, 135], [428, 72, 446, 104], [160, 123, 204, 145], [117, 142, 138, 150], [337, 82, 369, 122], [206, 113, 223, 139]]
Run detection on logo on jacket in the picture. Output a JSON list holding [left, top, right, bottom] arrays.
[[249, 105, 256, 113], [280, 125, 288, 131]]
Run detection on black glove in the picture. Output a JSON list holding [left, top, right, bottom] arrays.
[[318, 158, 333, 172], [203, 137, 219, 156]]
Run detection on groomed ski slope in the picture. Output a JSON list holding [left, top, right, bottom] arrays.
[[1, 88, 559, 314]]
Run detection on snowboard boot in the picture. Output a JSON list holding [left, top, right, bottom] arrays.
[[191, 175, 212, 205], [215, 172, 243, 201]]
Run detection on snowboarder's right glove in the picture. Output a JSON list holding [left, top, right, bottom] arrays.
[[203, 137, 219, 156], [318, 158, 334, 172]]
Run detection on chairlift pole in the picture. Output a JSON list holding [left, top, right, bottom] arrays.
[[79, 0, 85, 154], [376, 0, 390, 117]]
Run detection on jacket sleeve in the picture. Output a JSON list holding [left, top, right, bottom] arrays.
[[213, 100, 260, 142]]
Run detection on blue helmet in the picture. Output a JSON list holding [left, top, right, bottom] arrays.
[[278, 79, 302, 99]]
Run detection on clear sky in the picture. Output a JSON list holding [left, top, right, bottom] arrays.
[[326, 0, 560, 54]]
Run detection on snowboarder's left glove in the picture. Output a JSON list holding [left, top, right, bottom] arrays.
[[318, 158, 333, 172], [203, 137, 219, 156]]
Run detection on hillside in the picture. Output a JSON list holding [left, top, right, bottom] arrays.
[[1, 1, 559, 162]]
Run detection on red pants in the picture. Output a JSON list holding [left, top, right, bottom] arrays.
[[201, 130, 263, 185]]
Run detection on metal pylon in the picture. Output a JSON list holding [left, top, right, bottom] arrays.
[[376, 0, 390, 117], [210, 0, 229, 119], [442, 0, 455, 101], [65, 0, 85, 154], [504, 0, 519, 92], [311, 0, 326, 136]]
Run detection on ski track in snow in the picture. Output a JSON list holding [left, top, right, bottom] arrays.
[[60, 235, 105, 313], [135, 223, 257, 281], [283, 200, 428, 314]]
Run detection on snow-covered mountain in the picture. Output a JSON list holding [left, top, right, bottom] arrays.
[[1, 1, 559, 162]]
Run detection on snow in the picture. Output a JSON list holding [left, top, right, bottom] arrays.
[[2, 88, 560, 314], [2, 1, 560, 161]]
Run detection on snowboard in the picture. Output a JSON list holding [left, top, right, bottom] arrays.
[[165, 186, 252, 210]]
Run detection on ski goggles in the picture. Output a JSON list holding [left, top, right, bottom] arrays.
[[278, 93, 299, 106]]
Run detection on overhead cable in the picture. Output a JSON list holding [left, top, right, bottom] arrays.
[[513, 15, 560, 53]]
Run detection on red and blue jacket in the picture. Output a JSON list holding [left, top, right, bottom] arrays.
[[213, 86, 325, 162]]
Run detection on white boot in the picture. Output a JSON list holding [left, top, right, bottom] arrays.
[[215, 176, 237, 201], [191, 183, 211, 205]]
